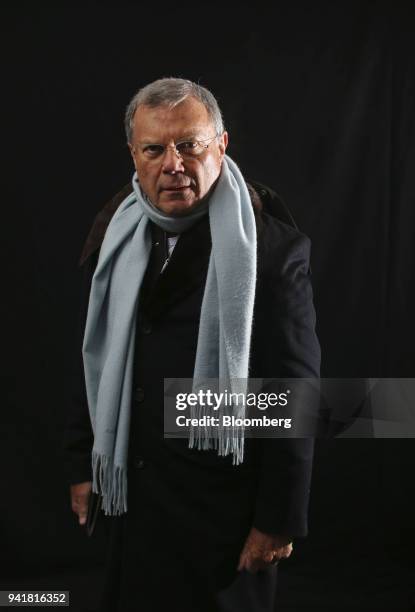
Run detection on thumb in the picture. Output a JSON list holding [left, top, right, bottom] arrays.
[[73, 494, 90, 525], [78, 506, 88, 525]]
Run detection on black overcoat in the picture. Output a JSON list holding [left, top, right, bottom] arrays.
[[63, 179, 321, 611]]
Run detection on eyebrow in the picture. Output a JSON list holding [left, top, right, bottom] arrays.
[[138, 131, 206, 145]]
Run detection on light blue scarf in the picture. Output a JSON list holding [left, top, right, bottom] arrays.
[[82, 155, 257, 515]]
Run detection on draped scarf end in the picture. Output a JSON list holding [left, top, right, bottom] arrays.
[[92, 451, 128, 515]]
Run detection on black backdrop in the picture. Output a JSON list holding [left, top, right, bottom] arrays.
[[2, 3, 415, 611]]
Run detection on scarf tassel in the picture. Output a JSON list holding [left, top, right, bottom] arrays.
[[187, 402, 245, 465], [92, 451, 128, 516]]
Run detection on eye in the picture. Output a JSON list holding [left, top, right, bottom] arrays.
[[143, 144, 164, 157], [176, 141, 199, 154]]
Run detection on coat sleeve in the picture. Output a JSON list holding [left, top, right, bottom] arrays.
[[61, 251, 98, 485], [252, 230, 321, 538]]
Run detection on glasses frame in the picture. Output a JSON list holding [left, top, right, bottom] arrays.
[[132, 133, 221, 160]]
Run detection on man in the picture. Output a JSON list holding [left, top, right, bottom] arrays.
[[63, 77, 321, 612]]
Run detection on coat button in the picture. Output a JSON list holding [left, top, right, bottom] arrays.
[[134, 387, 145, 402], [133, 457, 145, 469], [140, 318, 152, 334]]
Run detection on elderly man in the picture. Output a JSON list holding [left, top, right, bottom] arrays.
[[63, 77, 320, 612]]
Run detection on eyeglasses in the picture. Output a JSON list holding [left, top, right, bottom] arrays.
[[133, 134, 220, 161]]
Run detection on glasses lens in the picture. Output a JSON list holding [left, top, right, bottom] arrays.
[[176, 141, 204, 157]]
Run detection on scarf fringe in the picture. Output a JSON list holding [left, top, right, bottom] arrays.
[[92, 451, 128, 516], [188, 403, 246, 466]]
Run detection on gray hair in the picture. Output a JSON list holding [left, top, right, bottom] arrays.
[[124, 77, 225, 143]]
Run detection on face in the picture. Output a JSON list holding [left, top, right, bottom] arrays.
[[128, 97, 228, 215]]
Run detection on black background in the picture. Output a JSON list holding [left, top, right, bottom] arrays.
[[2, 3, 415, 611]]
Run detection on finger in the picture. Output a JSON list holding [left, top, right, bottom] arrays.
[[71, 498, 87, 511], [72, 498, 89, 524], [71, 493, 89, 507], [282, 545, 293, 558], [264, 551, 275, 564]]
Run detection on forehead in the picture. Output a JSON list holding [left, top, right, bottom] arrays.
[[132, 97, 214, 142]]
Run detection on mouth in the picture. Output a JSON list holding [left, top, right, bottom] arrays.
[[161, 186, 191, 192]]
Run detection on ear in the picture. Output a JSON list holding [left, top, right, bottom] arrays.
[[218, 131, 228, 157]]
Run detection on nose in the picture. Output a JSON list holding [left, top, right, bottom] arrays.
[[161, 144, 185, 174]]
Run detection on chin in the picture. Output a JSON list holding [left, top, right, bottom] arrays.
[[162, 201, 198, 216], [158, 193, 199, 216]]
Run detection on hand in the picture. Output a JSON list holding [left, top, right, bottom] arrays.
[[237, 527, 293, 573], [70, 481, 92, 526]]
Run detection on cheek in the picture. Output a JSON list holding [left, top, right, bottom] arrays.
[[200, 157, 221, 186], [137, 168, 156, 190]]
